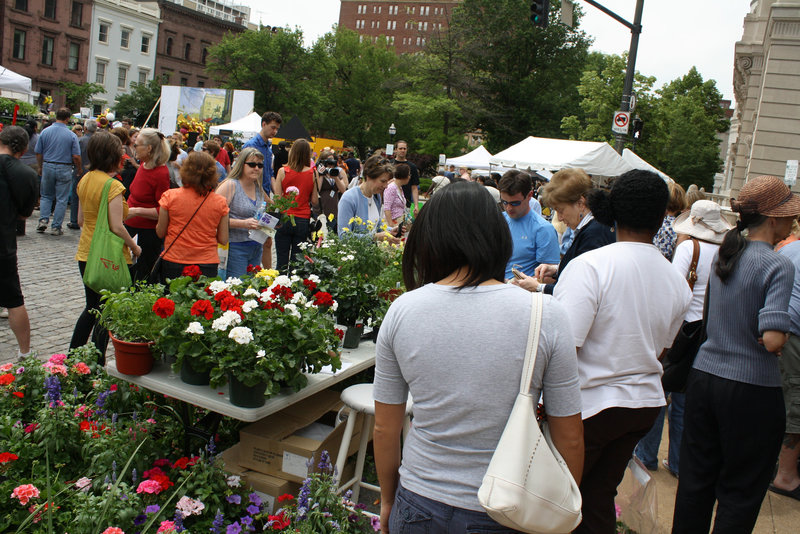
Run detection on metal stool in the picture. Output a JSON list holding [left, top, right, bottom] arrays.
[[334, 383, 413, 502]]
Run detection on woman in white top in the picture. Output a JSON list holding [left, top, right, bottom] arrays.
[[554, 170, 691, 534]]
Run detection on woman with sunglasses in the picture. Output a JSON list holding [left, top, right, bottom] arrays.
[[216, 147, 269, 278]]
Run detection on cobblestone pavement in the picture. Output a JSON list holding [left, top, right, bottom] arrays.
[[1, 214, 86, 364]]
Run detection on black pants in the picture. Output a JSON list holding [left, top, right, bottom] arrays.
[[574, 406, 661, 534], [160, 259, 217, 285], [125, 225, 163, 282], [673, 369, 784, 533]]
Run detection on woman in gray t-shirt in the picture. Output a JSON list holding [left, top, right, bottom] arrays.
[[373, 182, 583, 533]]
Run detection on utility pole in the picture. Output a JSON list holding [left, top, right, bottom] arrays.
[[582, 0, 645, 154]]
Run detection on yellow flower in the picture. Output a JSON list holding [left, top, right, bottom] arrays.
[[380, 222, 388, 232], [328, 213, 335, 222], [255, 268, 280, 281], [342, 227, 350, 233], [366, 220, 375, 230], [311, 231, 318, 240]]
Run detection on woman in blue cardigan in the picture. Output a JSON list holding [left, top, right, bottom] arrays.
[[338, 155, 401, 244]]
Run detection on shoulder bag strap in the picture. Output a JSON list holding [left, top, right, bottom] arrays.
[[519, 292, 544, 395], [159, 191, 211, 259], [313, 168, 324, 213], [687, 238, 700, 291], [96, 178, 115, 232]]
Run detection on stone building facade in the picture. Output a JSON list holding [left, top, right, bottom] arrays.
[[338, 0, 461, 54], [154, 0, 248, 89], [721, 0, 800, 196], [1, 0, 92, 109]]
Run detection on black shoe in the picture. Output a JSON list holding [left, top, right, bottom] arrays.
[[67, 223, 80, 230], [36, 221, 47, 233]]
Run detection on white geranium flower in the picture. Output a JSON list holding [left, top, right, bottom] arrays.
[[291, 292, 307, 306], [308, 274, 321, 284], [331, 300, 338, 312], [211, 310, 242, 331], [272, 275, 292, 288], [256, 350, 266, 359], [228, 326, 254, 345], [185, 322, 204, 335], [297, 241, 309, 250], [242, 300, 259, 313], [226, 277, 244, 287], [258, 290, 274, 303], [221, 310, 242, 324], [243, 287, 259, 298], [305, 300, 315, 308], [284, 303, 302, 319], [207, 280, 230, 294], [225, 475, 241, 488]]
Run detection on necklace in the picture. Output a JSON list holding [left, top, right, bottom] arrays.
[[360, 183, 370, 198]]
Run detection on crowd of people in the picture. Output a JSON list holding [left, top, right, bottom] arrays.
[[3, 106, 800, 534]]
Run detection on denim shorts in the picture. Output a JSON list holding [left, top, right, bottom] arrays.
[[389, 485, 523, 534]]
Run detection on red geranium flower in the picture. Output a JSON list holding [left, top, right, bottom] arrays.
[[172, 457, 189, 470], [335, 328, 345, 341], [11, 391, 23, 398], [152, 298, 176, 318], [270, 285, 294, 301], [153, 459, 172, 469], [220, 296, 244, 312], [190, 299, 215, 320], [0, 373, 15, 386], [214, 289, 234, 303], [268, 510, 291, 530], [23, 423, 38, 434], [0, 452, 19, 463], [277, 493, 294, 503], [302, 279, 317, 292], [247, 263, 261, 273], [313, 291, 334, 307], [151, 473, 173, 491], [181, 265, 202, 281], [110, 384, 118, 392]]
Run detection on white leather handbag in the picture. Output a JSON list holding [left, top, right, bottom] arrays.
[[477, 293, 582, 533]]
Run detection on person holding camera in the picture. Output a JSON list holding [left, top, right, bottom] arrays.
[[316, 151, 348, 232]]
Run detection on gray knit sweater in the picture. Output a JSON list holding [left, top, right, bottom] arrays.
[[694, 240, 794, 387]]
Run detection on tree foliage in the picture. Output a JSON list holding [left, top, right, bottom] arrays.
[[57, 82, 105, 112], [113, 78, 163, 127]]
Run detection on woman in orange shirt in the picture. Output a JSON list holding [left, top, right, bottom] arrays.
[[155, 151, 229, 283]]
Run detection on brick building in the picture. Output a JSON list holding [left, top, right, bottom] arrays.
[[154, 0, 248, 88], [338, 0, 461, 54], [1, 0, 92, 109]]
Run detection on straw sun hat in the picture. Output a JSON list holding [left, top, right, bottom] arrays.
[[731, 175, 800, 218], [673, 200, 733, 244]]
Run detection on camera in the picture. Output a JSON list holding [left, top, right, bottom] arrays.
[[329, 167, 340, 177]]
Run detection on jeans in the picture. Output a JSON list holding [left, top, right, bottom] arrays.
[[69, 171, 80, 225], [226, 241, 263, 279], [39, 162, 74, 229], [634, 406, 665, 469], [634, 394, 685, 474], [275, 216, 309, 273], [389, 485, 524, 533]]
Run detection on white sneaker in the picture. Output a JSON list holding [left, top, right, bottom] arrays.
[[0, 308, 8, 318]]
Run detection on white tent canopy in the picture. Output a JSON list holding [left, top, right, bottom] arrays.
[[0, 66, 33, 103], [489, 136, 635, 176], [446, 145, 493, 168], [622, 148, 673, 182], [209, 111, 261, 139]]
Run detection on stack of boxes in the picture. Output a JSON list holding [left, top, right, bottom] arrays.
[[218, 389, 366, 513]]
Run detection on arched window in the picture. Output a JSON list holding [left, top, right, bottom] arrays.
[[184, 43, 191, 61], [166, 37, 173, 56]]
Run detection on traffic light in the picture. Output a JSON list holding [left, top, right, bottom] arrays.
[[631, 117, 644, 140], [531, 0, 549, 28]]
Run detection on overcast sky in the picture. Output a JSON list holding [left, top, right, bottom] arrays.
[[238, 0, 753, 102]]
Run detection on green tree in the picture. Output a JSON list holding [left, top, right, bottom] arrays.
[[113, 78, 163, 127], [638, 68, 729, 189], [560, 52, 655, 142], [205, 27, 320, 122], [57, 82, 105, 112]]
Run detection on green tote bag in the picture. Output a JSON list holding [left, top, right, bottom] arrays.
[[83, 179, 132, 293]]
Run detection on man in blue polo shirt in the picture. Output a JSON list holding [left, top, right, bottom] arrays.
[[35, 108, 81, 236], [499, 170, 560, 281], [243, 111, 282, 269]]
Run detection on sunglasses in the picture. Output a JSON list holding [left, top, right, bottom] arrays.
[[245, 162, 264, 169], [500, 199, 523, 207]]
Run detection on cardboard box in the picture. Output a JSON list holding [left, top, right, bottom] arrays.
[[246, 470, 301, 514], [219, 444, 248, 477], [238, 389, 366, 482]]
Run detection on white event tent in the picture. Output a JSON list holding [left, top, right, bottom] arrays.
[[489, 136, 635, 176], [209, 111, 261, 139], [622, 148, 673, 182], [446, 145, 493, 168], [0, 66, 33, 103]]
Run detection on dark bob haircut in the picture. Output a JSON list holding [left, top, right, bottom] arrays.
[[588, 169, 668, 234], [402, 181, 512, 290], [87, 132, 123, 173]]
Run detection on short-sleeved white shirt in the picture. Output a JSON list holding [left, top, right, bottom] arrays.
[[672, 239, 719, 322], [554, 241, 691, 419]]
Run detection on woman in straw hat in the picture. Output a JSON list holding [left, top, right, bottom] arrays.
[[673, 176, 800, 532], [634, 200, 733, 477]]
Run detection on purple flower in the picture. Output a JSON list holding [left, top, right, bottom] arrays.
[[370, 516, 381, 531], [248, 493, 261, 507], [134, 514, 147, 526], [210, 511, 225, 534], [240, 515, 253, 529], [16, 366, 25, 374], [226, 522, 242, 534], [173, 509, 185, 531], [44, 375, 61, 405], [317, 450, 331, 472], [207, 436, 217, 456], [226, 494, 241, 505], [131, 468, 138, 484], [246, 504, 259, 516], [145, 504, 161, 514]]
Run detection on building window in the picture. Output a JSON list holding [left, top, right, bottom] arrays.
[[44, 0, 56, 19], [138, 70, 148, 85], [166, 37, 173, 55], [416, 36, 421, 46], [422, 6, 430, 16], [202, 48, 208, 65], [120, 28, 131, 49], [180, 77, 188, 86], [96, 62, 106, 84], [184, 43, 191, 61], [12, 30, 26, 60], [197, 80, 205, 87], [422, 37, 426, 47], [423, 22, 428, 31], [141, 34, 151, 54], [161, 72, 171, 84], [99, 23, 109, 43], [389, 36, 395, 45], [117, 65, 128, 88], [70, 1, 82, 26], [93, 104, 103, 116], [14, 0, 28, 11], [68, 43, 79, 70], [41, 36, 54, 66]]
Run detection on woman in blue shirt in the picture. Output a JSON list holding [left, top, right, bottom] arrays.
[[338, 155, 400, 244]]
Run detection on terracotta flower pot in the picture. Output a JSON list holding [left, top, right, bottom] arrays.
[[110, 332, 155, 376]]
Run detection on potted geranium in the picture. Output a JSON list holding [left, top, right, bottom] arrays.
[[96, 283, 165, 375]]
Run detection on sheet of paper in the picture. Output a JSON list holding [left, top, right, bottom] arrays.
[[318, 361, 353, 375]]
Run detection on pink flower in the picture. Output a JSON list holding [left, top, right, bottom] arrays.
[[11, 484, 40, 505], [285, 186, 300, 194], [72, 362, 91, 375], [75, 477, 92, 491], [136, 480, 162, 494], [42, 362, 68, 376], [157, 520, 176, 533], [101, 528, 125, 534], [48, 354, 67, 365], [0, 363, 13, 372]]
